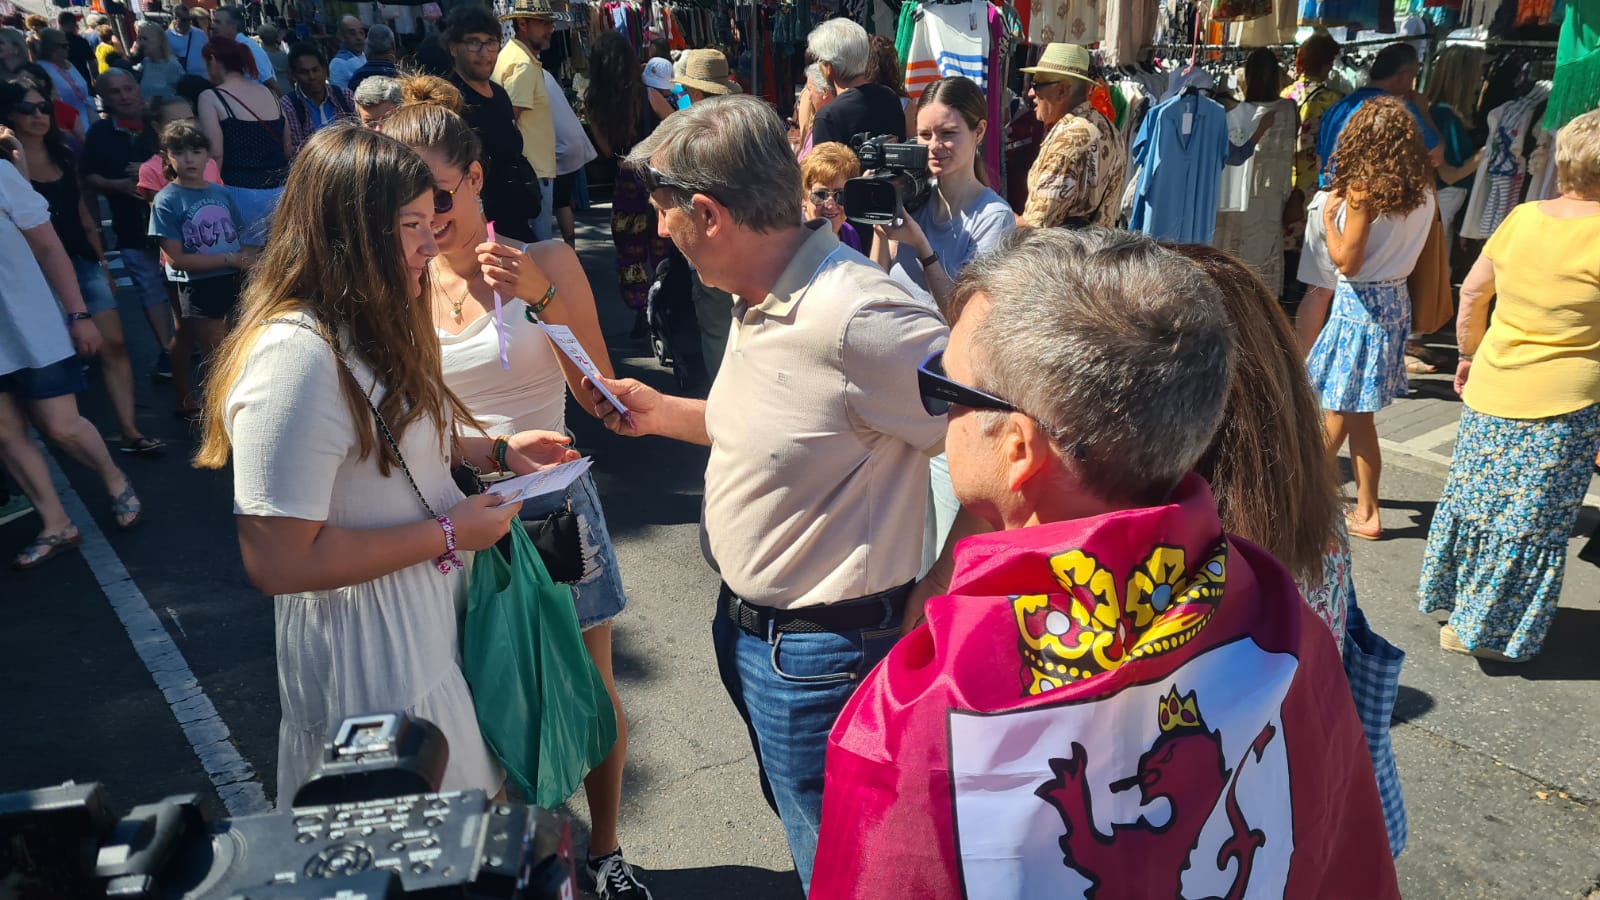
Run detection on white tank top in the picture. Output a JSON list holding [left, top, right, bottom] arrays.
[[438, 297, 568, 438]]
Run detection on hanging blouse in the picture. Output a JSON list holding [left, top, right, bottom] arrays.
[[905, 0, 991, 97]]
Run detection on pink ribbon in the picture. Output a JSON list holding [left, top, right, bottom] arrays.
[[486, 221, 510, 371]]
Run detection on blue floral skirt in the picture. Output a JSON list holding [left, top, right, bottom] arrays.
[[1306, 277, 1411, 413], [1417, 404, 1600, 660]]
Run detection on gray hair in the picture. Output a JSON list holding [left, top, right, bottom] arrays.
[[624, 94, 802, 234], [807, 18, 869, 83], [353, 75, 403, 108], [954, 228, 1235, 506], [258, 22, 280, 44], [0, 28, 26, 58], [366, 24, 395, 56]]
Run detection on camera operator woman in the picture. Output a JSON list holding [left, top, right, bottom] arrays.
[[195, 124, 576, 800], [871, 76, 1014, 313]]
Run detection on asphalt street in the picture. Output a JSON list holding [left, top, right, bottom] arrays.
[[1, 209, 1596, 899]]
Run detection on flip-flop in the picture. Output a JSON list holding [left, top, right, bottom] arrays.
[[13, 527, 82, 570], [111, 483, 142, 530], [1345, 514, 1382, 542], [120, 436, 166, 456]]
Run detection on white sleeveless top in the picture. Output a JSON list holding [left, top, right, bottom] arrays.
[[438, 297, 568, 437]]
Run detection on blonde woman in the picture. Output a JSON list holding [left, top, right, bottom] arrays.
[[133, 21, 184, 99], [1420, 109, 1600, 663]]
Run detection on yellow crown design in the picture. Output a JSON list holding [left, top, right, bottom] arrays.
[[1158, 686, 1205, 733]]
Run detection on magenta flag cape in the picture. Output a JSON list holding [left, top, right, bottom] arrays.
[[811, 475, 1399, 899]]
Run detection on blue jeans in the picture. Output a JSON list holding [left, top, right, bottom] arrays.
[[711, 589, 903, 892]]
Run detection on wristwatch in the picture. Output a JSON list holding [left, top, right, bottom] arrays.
[[919, 250, 941, 269], [66, 311, 91, 323]]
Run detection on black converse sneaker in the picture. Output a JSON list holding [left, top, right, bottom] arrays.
[[587, 848, 652, 900]]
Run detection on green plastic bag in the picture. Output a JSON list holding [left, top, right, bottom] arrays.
[[462, 521, 617, 808]]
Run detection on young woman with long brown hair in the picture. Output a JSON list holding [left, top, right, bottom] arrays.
[[383, 76, 651, 899], [195, 123, 575, 801], [1177, 244, 1350, 643], [1305, 97, 1436, 540]]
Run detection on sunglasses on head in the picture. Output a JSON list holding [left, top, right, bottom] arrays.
[[808, 187, 845, 206], [917, 350, 1017, 417], [638, 163, 720, 206], [12, 100, 49, 116], [434, 171, 468, 215]]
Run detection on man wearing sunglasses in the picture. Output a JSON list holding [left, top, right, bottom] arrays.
[[582, 95, 947, 894], [445, 5, 539, 243], [809, 228, 1401, 899]]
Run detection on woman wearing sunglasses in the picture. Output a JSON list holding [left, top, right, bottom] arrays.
[[800, 141, 863, 251], [381, 77, 653, 898]]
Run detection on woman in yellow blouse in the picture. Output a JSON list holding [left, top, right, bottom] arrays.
[[1418, 108, 1600, 663]]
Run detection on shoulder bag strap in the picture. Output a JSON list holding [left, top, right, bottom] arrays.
[[259, 316, 439, 518]]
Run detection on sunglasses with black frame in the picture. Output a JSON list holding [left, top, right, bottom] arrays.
[[637, 163, 723, 207], [917, 350, 1017, 417]]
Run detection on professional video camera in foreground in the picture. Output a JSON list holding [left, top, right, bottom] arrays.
[[0, 713, 574, 899], [844, 132, 932, 226]]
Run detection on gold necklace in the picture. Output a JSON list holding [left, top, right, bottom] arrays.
[[431, 259, 473, 323]]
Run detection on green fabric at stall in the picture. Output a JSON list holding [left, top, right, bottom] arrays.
[[1546, 0, 1600, 129]]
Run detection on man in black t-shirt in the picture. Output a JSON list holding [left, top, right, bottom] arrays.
[[79, 69, 173, 382], [58, 11, 96, 87], [806, 18, 906, 146], [445, 5, 539, 243]]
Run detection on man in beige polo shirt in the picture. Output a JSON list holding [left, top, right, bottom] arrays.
[[585, 95, 947, 893], [493, 0, 561, 241]]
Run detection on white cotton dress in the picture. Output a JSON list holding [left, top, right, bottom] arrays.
[[225, 311, 501, 805]]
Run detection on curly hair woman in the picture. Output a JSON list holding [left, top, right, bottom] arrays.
[[583, 30, 672, 332], [1306, 96, 1436, 540]]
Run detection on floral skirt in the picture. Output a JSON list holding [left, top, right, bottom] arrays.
[[1306, 277, 1411, 413], [1417, 403, 1600, 660], [611, 166, 672, 312]]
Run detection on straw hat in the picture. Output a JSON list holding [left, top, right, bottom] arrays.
[[674, 49, 734, 96], [1019, 43, 1096, 85], [499, 0, 569, 23]]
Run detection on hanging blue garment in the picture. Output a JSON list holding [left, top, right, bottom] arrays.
[[1315, 87, 1442, 189], [1130, 90, 1230, 244]]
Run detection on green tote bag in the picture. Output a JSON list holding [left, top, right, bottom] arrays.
[[462, 522, 618, 808]]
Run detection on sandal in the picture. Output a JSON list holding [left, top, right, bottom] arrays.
[[1440, 624, 1526, 663], [13, 526, 82, 569], [120, 436, 166, 456], [1405, 355, 1437, 375], [111, 483, 142, 530], [1345, 513, 1382, 542]]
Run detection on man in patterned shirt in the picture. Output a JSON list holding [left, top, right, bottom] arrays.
[[1018, 43, 1126, 229]]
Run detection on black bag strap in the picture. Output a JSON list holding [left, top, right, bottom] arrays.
[[259, 316, 439, 519]]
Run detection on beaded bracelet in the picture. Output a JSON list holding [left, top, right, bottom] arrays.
[[435, 515, 464, 573], [491, 436, 510, 474], [525, 283, 558, 319]]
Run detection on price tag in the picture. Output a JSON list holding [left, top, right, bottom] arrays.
[[1182, 111, 1194, 137]]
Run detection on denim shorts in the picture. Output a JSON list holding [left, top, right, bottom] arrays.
[[119, 247, 170, 310], [178, 272, 243, 320], [519, 469, 626, 630], [73, 257, 117, 316], [0, 354, 87, 400]]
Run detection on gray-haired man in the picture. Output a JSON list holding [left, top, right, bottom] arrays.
[[209, 6, 278, 92], [584, 95, 947, 892]]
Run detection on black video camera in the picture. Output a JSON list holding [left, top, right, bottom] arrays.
[[844, 133, 932, 227], [0, 713, 574, 899]]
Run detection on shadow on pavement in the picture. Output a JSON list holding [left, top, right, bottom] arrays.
[[632, 864, 805, 900], [1391, 684, 1435, 726], [1374, 498, 1438, 541], [1480, 607, 1600, 682]]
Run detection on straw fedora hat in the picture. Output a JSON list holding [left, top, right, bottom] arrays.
[[1019, 43, 1096, 85], [674, 49, 735, 96], [499, 0, 569, 23]]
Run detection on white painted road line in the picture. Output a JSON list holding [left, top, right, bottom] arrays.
[[1400, 420, 1460, 454], [43, 447, 270, 815]]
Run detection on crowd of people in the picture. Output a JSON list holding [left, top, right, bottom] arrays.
[[2, 4, 1599, 898]]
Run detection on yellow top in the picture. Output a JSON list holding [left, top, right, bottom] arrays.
[[1464, 202, 1600, 419], [94, 41, 119, 74], [492, 38, 556, 180]]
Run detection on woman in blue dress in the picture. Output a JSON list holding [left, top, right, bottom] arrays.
[[1305, 97, 1436, 540]]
